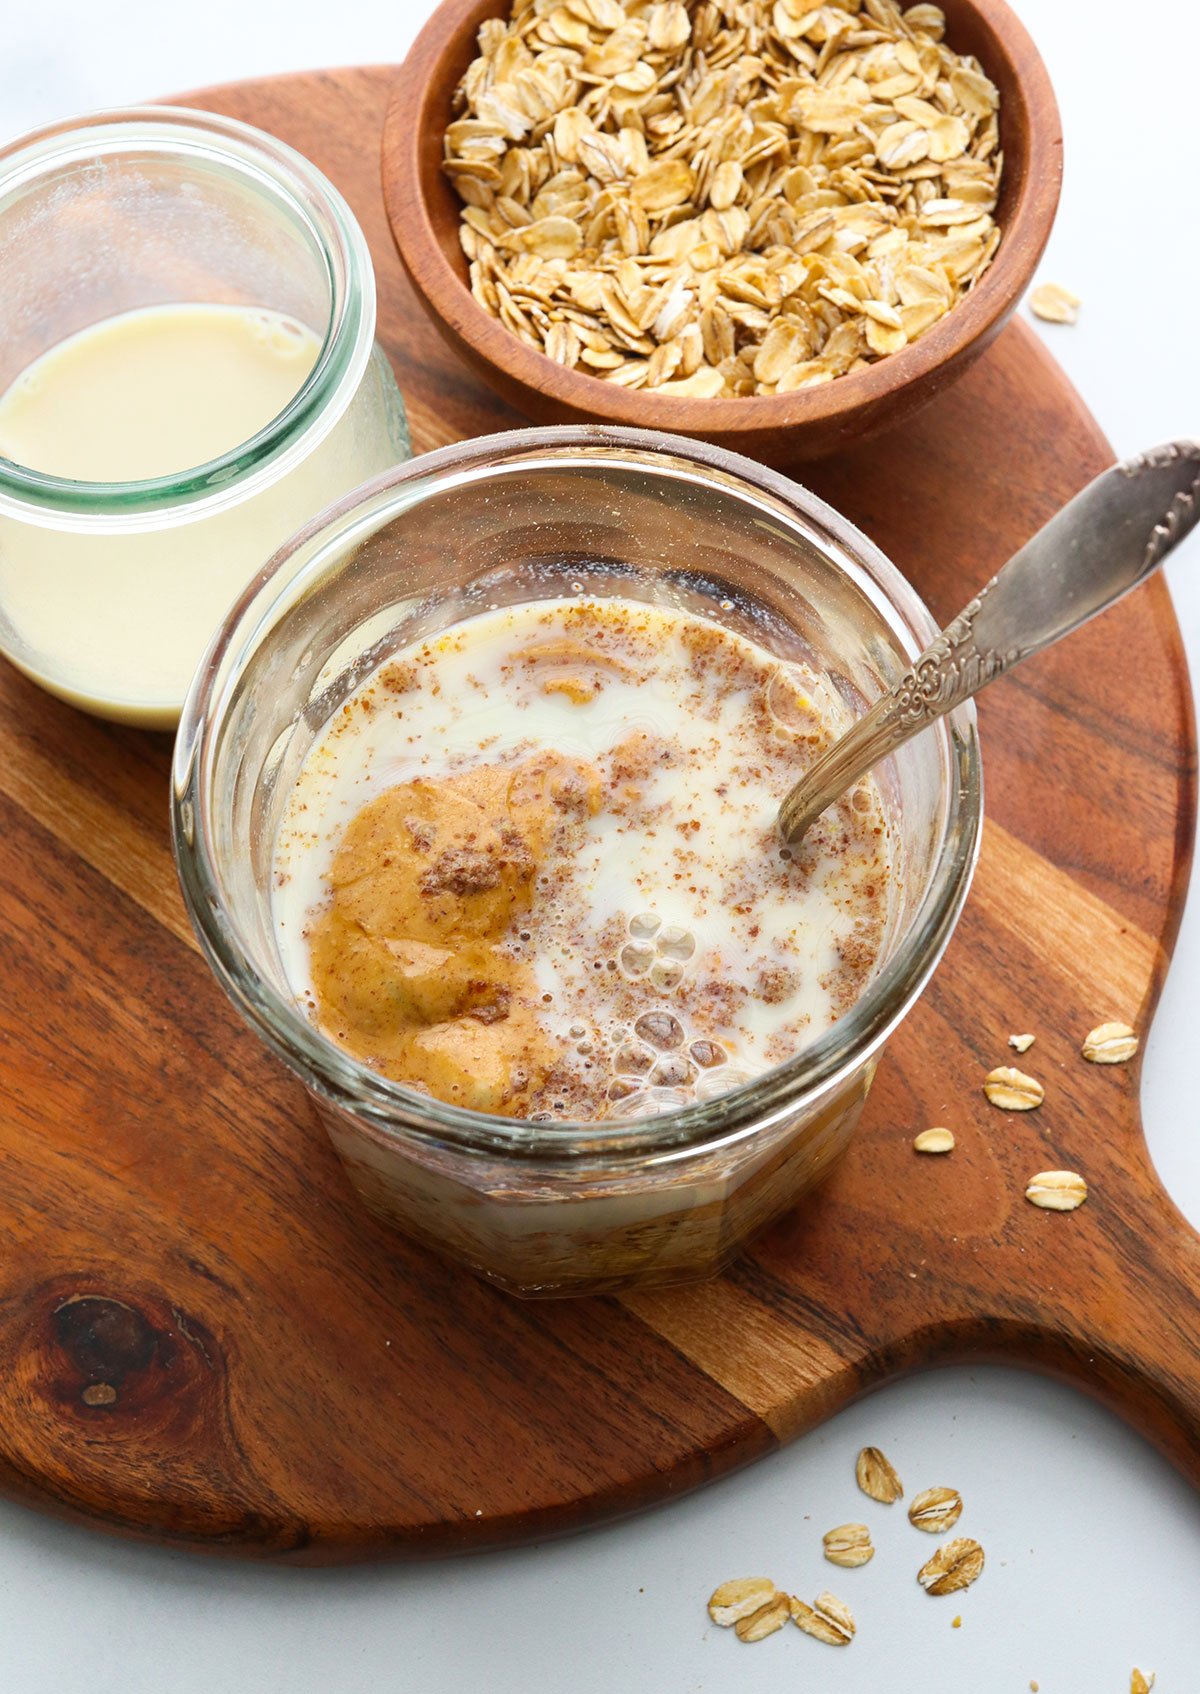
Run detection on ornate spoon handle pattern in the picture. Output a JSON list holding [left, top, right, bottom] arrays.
[[779, 441, 1200, 846]]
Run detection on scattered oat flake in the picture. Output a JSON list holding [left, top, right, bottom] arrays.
[[1082, 1021, 1139, 1064], [914, 1126, 955, 1154], [822, 1523, 874, 1568], [856, 1445, 903, 1503], [1025, 1169, 1088, 1212], [908, 1486, 963, 1533], [1009, 1032, 1035, 1053], [1030, 1682, 1039, 1692], [1030, 281, 1081, 324], [735, 1592, 791, 1642], [918, 1537, 985, 1595], [952, 1614, 962, 1628], [708, 1577, 777, 1626], [789, 1591, 855, 1646], [984, 1066, 1044, 1110], [1131, 1671, 1155, 1694]]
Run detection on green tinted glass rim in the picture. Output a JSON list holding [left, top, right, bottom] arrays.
[[0, 106, 370, 520]]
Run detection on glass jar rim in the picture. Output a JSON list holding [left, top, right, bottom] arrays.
[[173, 425, 983, 1166], [0, 105, 376, 523]]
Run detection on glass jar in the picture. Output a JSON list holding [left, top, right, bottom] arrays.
[[0, 107, 410, 727], [172, 427, 982, 1297]]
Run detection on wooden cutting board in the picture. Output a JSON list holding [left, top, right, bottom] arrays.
[[0, 67, 1197, 1563]]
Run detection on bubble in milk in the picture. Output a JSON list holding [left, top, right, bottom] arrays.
[[634, 1012, 684, 1050], [628, 913, 661, 940], [657, 924, 696, 962], [615, 1041, 655, 1075], [650, 959, 685, 993], [695, 1066, 752, 1101], [632, 1086, 690, 1117], [650, 1054, 695, 1089], [620, 940, 655, 977]]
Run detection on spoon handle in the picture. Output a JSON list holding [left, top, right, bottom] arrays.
[[779, 440, 1200, 845]]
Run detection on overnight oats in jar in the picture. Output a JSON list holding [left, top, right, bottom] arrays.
[[0, 107, 409, 727], [173, 427, 981, 1296], [272, 598, 891, 1122]]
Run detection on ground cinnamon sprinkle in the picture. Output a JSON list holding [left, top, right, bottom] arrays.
[[273, 597, 893, 1119]]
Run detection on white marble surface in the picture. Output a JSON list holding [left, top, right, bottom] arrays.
[[2, 3, 1200, 1689]]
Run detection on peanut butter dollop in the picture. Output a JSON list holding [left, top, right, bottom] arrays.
[[307, 752, 600, 1114]]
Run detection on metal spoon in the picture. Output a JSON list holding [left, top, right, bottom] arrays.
[[779, 441, 1200, 846]]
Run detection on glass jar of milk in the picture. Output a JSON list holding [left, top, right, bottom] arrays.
[[0, 107, 411, 727]]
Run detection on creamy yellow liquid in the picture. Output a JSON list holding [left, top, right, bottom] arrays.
[[0, 303, 403, 727], [0, 303, 318, 481]]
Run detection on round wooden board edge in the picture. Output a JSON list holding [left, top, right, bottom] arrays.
[[0, 66, 1190, 1565]]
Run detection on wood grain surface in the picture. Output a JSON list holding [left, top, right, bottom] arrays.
[[0, 66, 1196, 1562]]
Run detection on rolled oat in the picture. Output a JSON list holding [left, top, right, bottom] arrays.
[[445, 0, 1003, 397]]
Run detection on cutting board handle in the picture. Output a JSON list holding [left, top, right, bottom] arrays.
[[965, 1165, 1200, 1484]]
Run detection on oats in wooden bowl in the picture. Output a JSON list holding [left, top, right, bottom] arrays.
[[444, 0, 1005, 399], [385, 0, 1061, 462]]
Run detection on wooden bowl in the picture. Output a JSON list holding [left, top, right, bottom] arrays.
[[382, 0, 1062, 464]]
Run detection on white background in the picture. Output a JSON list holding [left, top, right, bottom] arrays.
[[3, 3, 1200, 1690]]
